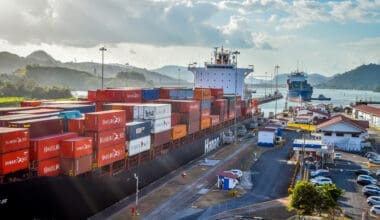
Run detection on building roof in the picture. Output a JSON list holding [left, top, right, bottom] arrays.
[[218, 171, 238, 179], [317, 114, 369, 131], [354, 104, 380, 117], [259, 128, 276, 132], [311, 109, 330, 117]]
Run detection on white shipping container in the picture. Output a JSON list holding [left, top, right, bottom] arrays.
[[151, 117, 171, 133], [127, 135, 151, 156], [142, 104, 171, 119], [258, 130, 275, 147]]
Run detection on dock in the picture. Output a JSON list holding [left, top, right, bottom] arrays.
[[257, 92, 283, 105]]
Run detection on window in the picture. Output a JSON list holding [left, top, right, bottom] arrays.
[[352, 133, 360, 138], [324, 132, 332, 136], [336, 133, 344, 137]]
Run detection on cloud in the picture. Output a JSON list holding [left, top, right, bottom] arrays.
[[129, 49, 137, 55]]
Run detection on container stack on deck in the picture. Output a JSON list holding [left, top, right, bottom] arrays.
[[194, 88, 212, 130]]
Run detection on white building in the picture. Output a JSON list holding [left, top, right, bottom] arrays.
[[352, 105, 380, 128], [317, 114, 369, 152], [258, 128, 276, 147]]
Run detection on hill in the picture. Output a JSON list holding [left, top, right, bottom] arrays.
[[245, 73, 330, 86], [152, 65, 194, 83], [318, 64, 380, 90]]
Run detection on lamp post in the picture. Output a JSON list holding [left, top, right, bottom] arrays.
[[297, 129, 306, 180], [99, 46, 107, 89], [232, 50, 240, 143], [134, 173, 139, 213], [274, 65, 280, 118]]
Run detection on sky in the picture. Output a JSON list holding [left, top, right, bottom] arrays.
[[0, 0, 379, 76]]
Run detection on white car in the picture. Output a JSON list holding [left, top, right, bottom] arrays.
[[370, 205, 380, 215], [310, 177, 332, 185], [376, 170, 380, 177], [310, 169, 330, 178], [357, 175, 377, 185], [334, 153, 342, 160], [363, 185, 380, 193], [225, 169, 243, 178], [368, 196, 380, 206]]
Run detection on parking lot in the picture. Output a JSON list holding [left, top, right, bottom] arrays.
[[319, 152, 378, 219]]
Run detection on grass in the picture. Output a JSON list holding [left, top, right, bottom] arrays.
[[0, 97, 25, 104]]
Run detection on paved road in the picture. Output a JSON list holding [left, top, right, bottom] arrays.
[[142, 137, 257, 220], [194, 130, 297, 219]]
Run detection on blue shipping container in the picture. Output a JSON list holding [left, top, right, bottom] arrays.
[[142, 88, 159, 101], [125, 121, 151, 141], [48, 104, 95, 114], [170, 89, 194, 100], [200, 100, 211, 110]]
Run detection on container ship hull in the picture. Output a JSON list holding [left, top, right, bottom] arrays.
[[0, 124, 231, 219], [288, 89, 313, 102]]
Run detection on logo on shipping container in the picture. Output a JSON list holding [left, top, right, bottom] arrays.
[[44, 144, 59, 153], [204, 136, 220, 154], [77, 144, 91, 151], [5, 137, 28, 145], [100, 132, 122, 144], [126, 93, 139, 98], [44, 164, 60, 174], [102, 115, 122, 126], [4, 155, 28, 166], [101, 149, 122, 160]]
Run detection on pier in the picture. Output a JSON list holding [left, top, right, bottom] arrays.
[[257, 92, 283, 105]]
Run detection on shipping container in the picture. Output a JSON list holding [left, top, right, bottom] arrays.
[[0, 127, 29, 153], [95, 89, 142, 103], [88, 90, 97, 102], [127, 135, 151, 156], [125, 121, 151, 141], [172, 100, 200, 113], [180, 111, 200, 124], [159, 88, 193, 99], [200, 99, 211, 110], [95, 102, 104, 112], [30, 132, 78, 161], [102, 103, 138, 122], [150, 117, 171, 133], [142, 88, 159, 101], [36, 157, 60, 176], [20, 100, 42, 107], [0, 149, 29, 175], [7, 108, 62, 115], [135, 104, 171, 120], [210, 88, 223, 98], [194, 88, 212, 100], [8, 117, 64, 138], [0, 106, 39, 116], [85, 127, 125, 150], [200, 117, 211, 130], [60, 154, 92, 176], [171, 124, 187, 140], [201, 109, 210, 117], [0, 113, 59, 127], [44, 104, 95, 114], [85, 110, 126, 131], [210, 115, 220, 126], [93, 144, 125, 168], [187, 121, 200, 134], [61, 137, 93, 158], [151, 130, 171, 147], [41, 100, 94, 105], [67, 118, 85, 135], [171, 113, 180, 126]]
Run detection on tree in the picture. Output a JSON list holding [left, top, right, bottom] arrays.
[[317, 184, 344, 216], [288, 181, 321, 215]]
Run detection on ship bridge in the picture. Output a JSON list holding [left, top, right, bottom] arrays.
[[188, 47, 253, 99]]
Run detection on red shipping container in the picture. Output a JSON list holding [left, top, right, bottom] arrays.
[[8, 117, 63, 138], [174, 100, 200, 113], [94, 144, 125, 168], [36, 157, 60, 176], [67, 118, 85, 135], [159, 88, 176, 99], [61, 137, 93, 158], [151, 130, 171, 147], [188, 121, 200, 134], [210, 115, 220, 125], [171, 113, 180, 126], [102, 103, 137, 122], [96, 89, 142, 103], [85, 110, 126, 131], [0, 149, 29, 175], [8, 108, 62, 115], [30, 132, 78, 161], [60, 154, 92, 176], [0, 106, 39, 116], [210, 88, 223, 97], [201, 109, 210, 117], [20, 100, 42, 107], [95, 102, 104, 112], [0, 127, 29, 153], [85, 127, 125, 149], [180, 111, 200, 124], [0, 113, 58, 127], [88, 90, 97, 102]]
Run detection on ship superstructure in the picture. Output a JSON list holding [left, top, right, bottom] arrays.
[[188, 47, 253, 99], [287, 71, 313, 102]]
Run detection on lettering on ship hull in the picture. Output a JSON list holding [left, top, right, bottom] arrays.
[[204, 134, 221, 154]]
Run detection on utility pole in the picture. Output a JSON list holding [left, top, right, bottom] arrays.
[[232, 50, 240, 143], [99, 46, 107, 89], [134, 173, 139, 215], [274, 65, 280, 118]]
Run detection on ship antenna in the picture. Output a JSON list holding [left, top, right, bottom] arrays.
[[213, 47, 218, 64]]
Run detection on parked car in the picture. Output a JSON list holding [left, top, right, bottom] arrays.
[[225, 169, 243, 179], [333, 153, 342, 160], [364, 188, 380, 197], [237, 126, 247, 136], [370, 205, 380, 215], [368, 196, 380, 205], [369, 158, 380, 164], [357, 175, 377, 185], [310, 169, 330, 178], [355, 169, 372, 176], [376, 170, 380, 177], [363, 185, 380, 193], [366, 152, 379, 159], [310, 176, 332, 185]]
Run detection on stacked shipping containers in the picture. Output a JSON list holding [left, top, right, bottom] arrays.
[[0, 128, 30, 176], [194, 88, 212, 130], [60, 137, 93, 176], [84, 110, 126, 168]]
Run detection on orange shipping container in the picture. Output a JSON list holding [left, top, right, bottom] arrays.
[[67, 118, 85, 135], [60, 154, 92, 176], [85, 110, 126, 131], [93, 144, 125, 168], [61, 137, 93, 158], [0, 149, 29, 175], [194, 88, 212, 100], [20, 100, 42, 107], [0, 127, 30, 153], [200, 117, 211, 130], [171, 124, 187, 140], [210, 115, 220, 126], [36, 157, 60, 176]]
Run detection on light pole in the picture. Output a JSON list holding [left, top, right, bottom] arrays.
[[274, 65, 280, 118], [232, 50, 240, 143], [134, 173, 139, 214], [99, 46, 107, 89], [297, 129, 306, 180]]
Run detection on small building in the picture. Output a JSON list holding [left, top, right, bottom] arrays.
[[352, 104, 380, 128], [258, 128, 276, 147], [310, 109, 330, 120], [217, 171, 239, 190], [317, 114, 369, 151], [293, 139, 332, 160]]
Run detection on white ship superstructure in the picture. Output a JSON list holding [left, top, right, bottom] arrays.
[[188, 47, 253, 99]]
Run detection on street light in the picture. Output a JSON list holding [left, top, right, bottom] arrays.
[[99, 46, 107, 89], [274, 65, 280, 118], [297, 129, 306, 180], [232, 50, 240, 143], [134, 173, 139, 213]]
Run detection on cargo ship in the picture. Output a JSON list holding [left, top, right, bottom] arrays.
[[287, 70, 313, 102], [0, 48, 255, 219]]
